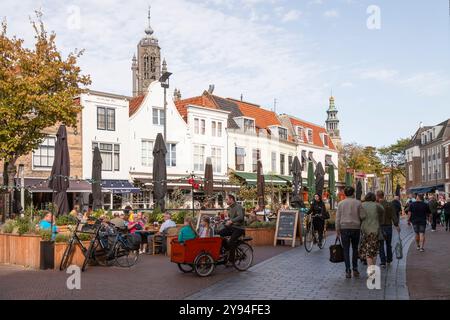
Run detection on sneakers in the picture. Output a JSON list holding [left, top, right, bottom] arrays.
[[431, 230, 436, 232], [416, 246, 420, 250], [419, 248, 425, 252]]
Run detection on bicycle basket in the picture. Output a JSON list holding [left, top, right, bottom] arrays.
[[125, 233, 141, 250]]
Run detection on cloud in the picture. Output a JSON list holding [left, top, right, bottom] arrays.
[[281, 10, 302, 23], [340, 82, 354, 88], [323, 9, 339, 18]]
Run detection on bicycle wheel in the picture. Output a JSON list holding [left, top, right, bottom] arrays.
[[81, 239, 96, 272], [60, 238, 74, 271], [114, 243, 139, 268], [178, 263, 194, 273], [304, 224, 314, 252], [91, 239, 111, 267], [194, 253, 215, 277], [233, 243, 253, 271]]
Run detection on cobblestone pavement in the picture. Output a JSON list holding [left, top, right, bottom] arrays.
[[407, 222, 450, 300], [0, 245, 290, 300], [187, 219, 415, 300]]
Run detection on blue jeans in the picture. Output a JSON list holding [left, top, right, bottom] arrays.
[[340, 229, 360, 272], [379, 225, 393, 264]]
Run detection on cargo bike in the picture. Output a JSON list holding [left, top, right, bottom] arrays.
[[170, 235, 254, 277]]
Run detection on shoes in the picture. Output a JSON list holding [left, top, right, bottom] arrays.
[[416, 246, 420, 250], [419, 248, 425, 252], [353, 270, 360, 278], [431, 230, 436, 232], [380, 263, 386, 268], [346, 271, 352, 279]]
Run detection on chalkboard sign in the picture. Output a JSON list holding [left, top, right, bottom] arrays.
[[274, 210, 299, 248]]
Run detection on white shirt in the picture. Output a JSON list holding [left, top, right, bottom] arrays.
[[159, 219, 176, 233]]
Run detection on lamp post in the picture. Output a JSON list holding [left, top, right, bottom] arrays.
[[18, 164, 25, 211], [159, 66, 172, 142]]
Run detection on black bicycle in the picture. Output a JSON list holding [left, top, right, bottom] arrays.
[[303, 214, 327, 252]]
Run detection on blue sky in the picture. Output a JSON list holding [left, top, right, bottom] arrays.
[[1, 0, 449, 147]]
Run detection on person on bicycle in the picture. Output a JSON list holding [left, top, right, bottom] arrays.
[[219, 194, 245, 264], [307, 193, 327, 247]]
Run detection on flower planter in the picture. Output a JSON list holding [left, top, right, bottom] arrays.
[[244, 228, 276, 246], [54, 241, 90, 269], [0, 233, 42, 269]]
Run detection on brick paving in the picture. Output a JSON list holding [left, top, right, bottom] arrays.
[[407, 223, 450, 300], [0, 245, 290, 300], [187, 219, 415, 300]]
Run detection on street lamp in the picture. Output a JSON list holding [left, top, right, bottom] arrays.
[[159, 64, 172, 142], [18, 164, 25, 211]]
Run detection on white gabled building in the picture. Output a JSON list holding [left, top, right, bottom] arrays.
[[79, 90, 137, 210]]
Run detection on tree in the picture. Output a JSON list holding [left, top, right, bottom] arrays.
[[378, 138, 410, 186], [0, 12, 90, 213], [338, 143, 383, 181]]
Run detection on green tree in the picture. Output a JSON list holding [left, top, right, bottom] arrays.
[[378, 138, 410, 186], [0, 13, 90, 200], [338, 143, 383, 181]]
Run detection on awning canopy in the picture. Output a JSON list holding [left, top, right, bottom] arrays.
[[101, 180, 140, 194], [408, 184, 445, 194], [233, 172, 288, 186], [17, 178, 92, 193]]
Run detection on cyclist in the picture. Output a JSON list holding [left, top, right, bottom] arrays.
[[219, 194, 245, 264], [306, 193, 328, 247]]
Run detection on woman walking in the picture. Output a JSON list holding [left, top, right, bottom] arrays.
[[359, 192, 384, 276]]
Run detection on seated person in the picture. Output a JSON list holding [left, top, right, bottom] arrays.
[[178, 217, 198, 243], [148, 212, 176, 254], [110, 211, 126, 230], [198, 216, 214, 238], [128, 211, 148, 254], [36, 212, 58, 240]]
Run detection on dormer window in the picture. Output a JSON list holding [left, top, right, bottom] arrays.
[[323, 134, 329, 147], [244, 118, 255, 132], [296, 126, 304, 141], [278, 127, 288, 140], [307, 129, 313, 144]]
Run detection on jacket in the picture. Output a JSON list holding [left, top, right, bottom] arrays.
[[378, 200, 399, 227], [228, 202, 245, 227], [361, 202, 383, 235], [307, 200, 327, 219], [428, 199, 439, 214]]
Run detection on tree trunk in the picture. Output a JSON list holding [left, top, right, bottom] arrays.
[[3, 159, 18, 219]]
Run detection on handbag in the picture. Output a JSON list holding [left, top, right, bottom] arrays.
[[329, 237, 344, 263], [395, 231, 403, 260]]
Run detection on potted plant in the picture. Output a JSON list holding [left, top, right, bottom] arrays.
[[245, 221, 276, 246]]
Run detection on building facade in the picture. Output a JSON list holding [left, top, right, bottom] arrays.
[[406, 119, 450, 196]]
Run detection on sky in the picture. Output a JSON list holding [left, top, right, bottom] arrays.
[[1, 0, 449, 147]]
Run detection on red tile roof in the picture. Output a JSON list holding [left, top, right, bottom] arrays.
[[175, 94, 218, 121], [227, 98, 281, 130], [129, 95, 145, 116], [288, 116, 336, 150]]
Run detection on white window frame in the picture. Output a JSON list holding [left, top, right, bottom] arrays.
[[211, 147, 222, 173], [211, 121, 217, 137], [166, 143, 177, 167], [296, 126, 304, 141], [141, 140, 153, 167], [409, 164, 413, 182], [235, 147, 246, 171], [152, 108, 165, 126], [217, 122, 223, 137], [271, 152, 277, 172], [193, 145, 205, 172], [32, 136, 56, 171], [93, 142, 120, 172], [446, 162, 449, 180]]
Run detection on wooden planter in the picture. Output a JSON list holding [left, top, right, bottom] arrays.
[[244, 228, 276, 246], [54, 241, 90, 269], [0, 233, 42, 269]]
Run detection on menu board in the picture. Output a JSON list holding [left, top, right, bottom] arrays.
[[274, 210, 299, 248]]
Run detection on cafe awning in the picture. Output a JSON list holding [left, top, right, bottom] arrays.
[[233, 172, 288, 186], [101, 180, 140, 194], [408, 184, 444, 194], [17, 178, 92, 193]]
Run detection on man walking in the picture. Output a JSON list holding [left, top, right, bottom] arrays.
[[377, 191, 400, 267], [408, 194, 431, 252], [443, 198, 450, 232], [219, 194, 245, 264], [428, 195, 439, 232], [391, 196, 403, 221], [336, 186, 362, 279]]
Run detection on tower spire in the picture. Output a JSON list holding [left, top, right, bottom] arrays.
[[145, 5, 154, 36]]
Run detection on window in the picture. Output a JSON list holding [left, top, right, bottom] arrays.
[[141, 140, 153, 167], [194, 145, 205, 171], [97, 107, 115, 131], [288, 155, 293, 174], [152, 108, 165, 125], [244, 119, 255, 132], [194, 118, 199, 134], [143, 55, 149, 80], [33, 136, 56, 169], [271, 152, 276, 172], [278, 127, 288, 141], [212, 121, 217, 137], [446, 146, 449, 158], [93, 142, 120, 172], [252, 149, 261, 173], [307, 129, 313, 143], [150, 56, 156, 73], [211, 147, 222, 173], [235, 147, 245, 171], [323, 134, 329, 147], [217, 122, 222, 137], [297, 126, 304, 141], [409, 165, 413, 182], [166, 143, 176, 167], [446, 162, 449, 180], [280, 154, 285, 175], [201, 119, 206, 135]]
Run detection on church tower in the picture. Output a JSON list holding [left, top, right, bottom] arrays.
[[132, 7, 161, 97], [326, 95, 342, 149]]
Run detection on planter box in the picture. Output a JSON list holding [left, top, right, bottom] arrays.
[[244, 228, 276, 246], [54, 241, 90, 269], [0, 233, 42, 269]]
